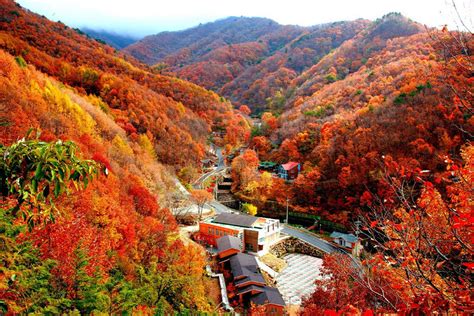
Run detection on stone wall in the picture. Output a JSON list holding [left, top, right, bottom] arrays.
[[270, 237, 325, 258]]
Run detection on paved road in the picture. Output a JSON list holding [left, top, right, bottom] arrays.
[[185, 145, 347, 257], [193, 147, 226, 189], [208, 200, 236, 214], [282, 226, 339, 254]]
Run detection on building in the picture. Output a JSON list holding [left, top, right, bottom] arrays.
[[199, 213, 282, 255], [277, 162, 301, 180], [330, 232, 358, 248], [258, 161, 277, 172], [224, 253, 285, 315], [229, 253, 266, 288], [216, 235, 242, 259], [330, 232, 362, 256], [201, 158, 214, 169], [250, 286, 286, 316]]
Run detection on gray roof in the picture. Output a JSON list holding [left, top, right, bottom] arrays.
[[230, 253, 259, 276], [250, 286, 285, 306], [217, 235, 242, 253], [330, 232, 358, 243], [229, 253, 265, 285], [214, 213, 258, 228], [235, 285, 264, 296], [235, 274, 265, 286]]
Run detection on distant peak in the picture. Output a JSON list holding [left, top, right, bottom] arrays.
[[367, 12, 423, 40]]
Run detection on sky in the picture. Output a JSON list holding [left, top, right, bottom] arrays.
[[15, 0, 473, 38]]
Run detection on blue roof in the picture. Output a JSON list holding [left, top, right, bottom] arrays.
[[330, 232, 358, 243]]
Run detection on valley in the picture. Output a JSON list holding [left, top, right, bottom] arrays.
[[0, 0, 472, 315]]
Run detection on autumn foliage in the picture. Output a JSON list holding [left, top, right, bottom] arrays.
[[0, 0, 241, 313], [0, 0, 473, 314]]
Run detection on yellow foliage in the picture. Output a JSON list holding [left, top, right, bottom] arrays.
[[42, 80, 95, 134], [244, 180, 259, 194], [260, 171, 273, 189], [112, 134, 133, 156], [176, 102, 186, 116], [86, 94, 111, 115], [242, 203, 258, 216], [138, 134, 156, 158]]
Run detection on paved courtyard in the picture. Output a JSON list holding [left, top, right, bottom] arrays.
[[275, 253, 323, 305]]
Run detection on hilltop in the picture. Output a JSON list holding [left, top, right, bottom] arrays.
[[124, 13, 427, 113]]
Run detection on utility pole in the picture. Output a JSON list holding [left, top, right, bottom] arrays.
[[285, 197, 289, 224], [354, 218, 362, 237]]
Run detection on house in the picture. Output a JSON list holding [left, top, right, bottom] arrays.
[[229, 253, 266, 288], [330, 232, 362, 256], [216, 235, 242, 259], [201, 158, 214, 169], [258, 161, 277, 172], [225, 253, 284, 315], [249, 286, 286, 316], [199, 213, 282, 255], [277, 162, 301, 180], [330, 232, 358, 248]]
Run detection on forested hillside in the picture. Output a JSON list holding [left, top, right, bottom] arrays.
[[0, 0, 248, 313], [1, 0, 472, 314], [227, 12, 473, 314], [124, 16, 373, 113], [0, 0, 249, 167], [124, 16, 283, 65]]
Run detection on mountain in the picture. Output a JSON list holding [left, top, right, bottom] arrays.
[[226, 12, 472, 313], [81, 27, 139, 49], [289, 13, 424, 101], [0, 0, 249, 168], [230, 14, 473, 241], [1, 0, 473, 313], [219, 19, 371, 113], [124, 15, 426, 113], [0, 0, 249, 313], [124, 16, 283, 65], [234, 12, 473, 224]]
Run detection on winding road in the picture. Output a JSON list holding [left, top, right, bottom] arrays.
[[193, 146, 226, 189], [282, 226, 339, 254], [190, 146, 346, 255]]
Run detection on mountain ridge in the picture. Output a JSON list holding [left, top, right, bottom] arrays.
[[123, 13, 425, 113]]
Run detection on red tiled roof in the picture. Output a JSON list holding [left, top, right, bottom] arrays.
[[281, 161, 299, 171]]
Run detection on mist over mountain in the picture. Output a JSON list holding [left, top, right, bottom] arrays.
[[81, 27, 139, 49]]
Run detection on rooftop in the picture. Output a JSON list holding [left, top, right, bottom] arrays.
[[235, 274, 266, 287], [330, 232, 358, 243], [259, 161, 277, 167], [250, 286, 285, 307], [217, 235, 242, 253], [202, 213, 281, 236], [230, 253, 259, 276], [281, 161, 299, 171], [229, 253, 265, 285], [214, 213, 258, 228], [236, 285, 264, 296]]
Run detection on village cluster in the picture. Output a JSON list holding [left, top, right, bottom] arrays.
[[193, 210, 361, 315]]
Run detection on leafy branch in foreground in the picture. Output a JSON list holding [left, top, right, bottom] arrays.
[[0, 131, 99, 228]]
